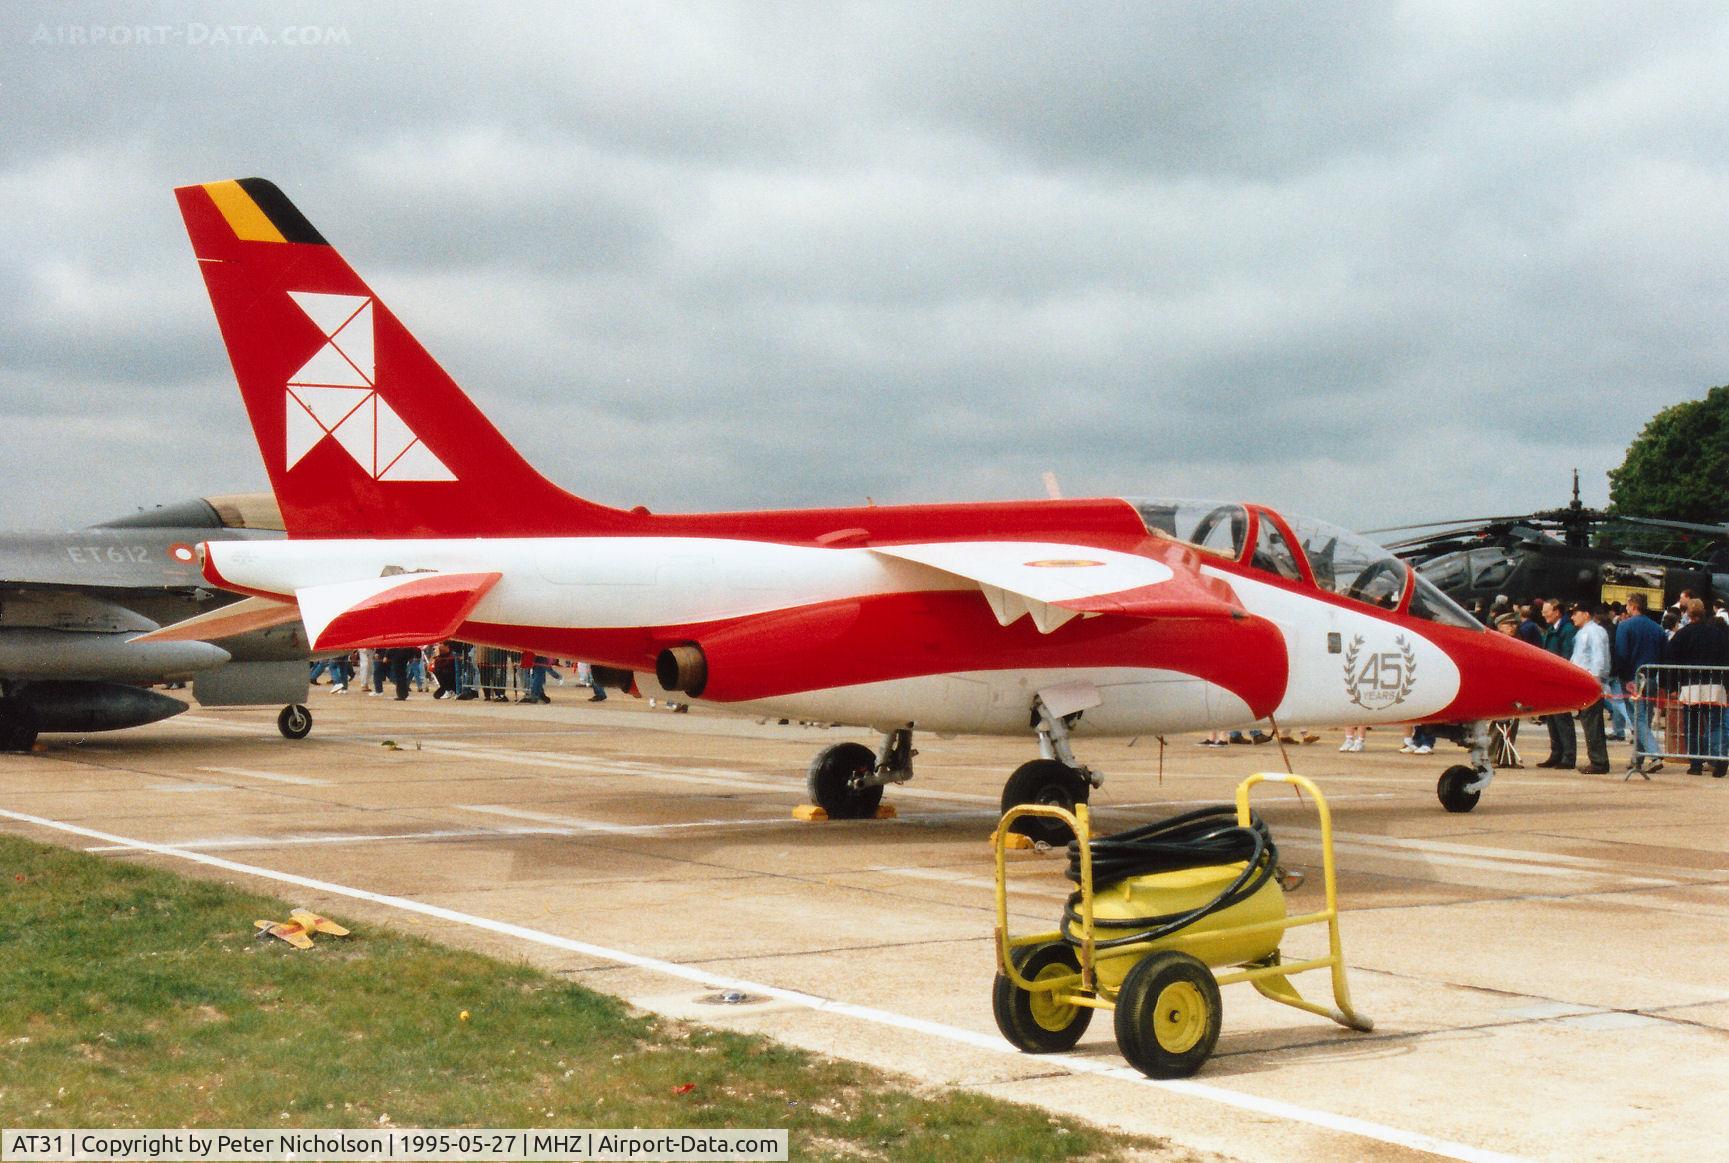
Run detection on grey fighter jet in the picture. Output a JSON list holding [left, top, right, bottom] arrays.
[[0, 493, 313, 751]]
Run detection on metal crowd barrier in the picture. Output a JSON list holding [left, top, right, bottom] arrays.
[[1629, 664, 1729, 767]]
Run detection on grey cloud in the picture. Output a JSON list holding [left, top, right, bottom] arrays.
[[5, 1, 1729, 534]]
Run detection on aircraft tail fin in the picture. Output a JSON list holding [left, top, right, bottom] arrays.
[[175, 178, 640, 538]]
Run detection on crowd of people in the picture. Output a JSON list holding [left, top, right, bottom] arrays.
[[1489, 589, 1729, 777], [310, 644, 616, 706]]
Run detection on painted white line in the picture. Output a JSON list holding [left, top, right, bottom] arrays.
[[0, 806, 1524, 1163], [1280, 826, 1679, 888], [418, 743, 800, 796], [454, 804, 808, 836], [420, 741, 1003, 805], [1105, 792, 1405, 810], [1286, 826, 1668, 873], [199, 766, 330, 787], [147, 783, 234, 794], [83, 826, 575, 853], [871, 864, 1073, 900]]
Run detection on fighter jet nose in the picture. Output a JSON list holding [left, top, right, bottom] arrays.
[[1563, 658, 1605, 711], [1446, 632, 1603, 721], [1508, 642, 1602, 717]]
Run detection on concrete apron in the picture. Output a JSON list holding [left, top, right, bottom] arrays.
[[4, 694, 1727, 1162]]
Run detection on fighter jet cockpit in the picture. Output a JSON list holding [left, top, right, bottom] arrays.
[[1127, 498, 1482, 630]]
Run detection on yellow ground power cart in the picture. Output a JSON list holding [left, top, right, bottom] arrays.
[[992, 772, 1372, 1078]]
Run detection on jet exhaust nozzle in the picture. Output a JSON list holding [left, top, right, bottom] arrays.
[[656, 644, 708, 697]]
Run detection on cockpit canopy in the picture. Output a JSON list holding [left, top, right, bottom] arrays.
[[1127, 498, 1480, 630]]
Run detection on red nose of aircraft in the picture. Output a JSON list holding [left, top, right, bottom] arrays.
[[1441, 628, 1605, 721]]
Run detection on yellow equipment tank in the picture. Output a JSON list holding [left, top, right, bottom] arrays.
[[993, 773, 1373, 1080], [1086, 861, 1286, 991]]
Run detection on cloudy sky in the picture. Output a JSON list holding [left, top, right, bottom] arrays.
[[5, 2, 1729, 535]]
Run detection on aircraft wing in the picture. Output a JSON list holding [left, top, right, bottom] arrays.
[[290, 570, 503, 652], [870, 540, 1241, 634], [131, 595, 301, 643], [138, 570, 501, 652]]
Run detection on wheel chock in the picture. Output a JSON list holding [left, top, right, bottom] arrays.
[[875, 804, 897, 819], [991, 828, 1036, 850], [793, 804, 830, 822]]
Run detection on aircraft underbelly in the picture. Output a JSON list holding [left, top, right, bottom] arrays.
[[648, 667, 1252, 737]]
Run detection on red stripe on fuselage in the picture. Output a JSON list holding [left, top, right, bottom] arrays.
[[462, 589, 1289, 710]]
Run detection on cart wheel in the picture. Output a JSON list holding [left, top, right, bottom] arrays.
[[277, 704, 313, 740], [806, 742, 884, 819], [1113, 950, 1221, 1078], [1437, 765, 1480, 813], [1001, 759, 1090, 844], [993, 941, 1093, 1053]]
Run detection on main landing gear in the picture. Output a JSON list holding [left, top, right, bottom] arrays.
[[806, 727, 916, 819], [1435, 720, 1494, 813], [802, 695, 1104, 843]]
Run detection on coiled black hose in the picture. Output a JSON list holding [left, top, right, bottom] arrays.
[[1060, 805, 1278, 950]]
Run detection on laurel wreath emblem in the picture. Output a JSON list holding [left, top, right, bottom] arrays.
[[1395, 635, 1417, 703], [1344, 633, 1418, 709], [1343, 634, 1365, 707]]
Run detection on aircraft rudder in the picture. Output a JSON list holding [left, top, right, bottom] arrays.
[[176, 178, 636, 538]]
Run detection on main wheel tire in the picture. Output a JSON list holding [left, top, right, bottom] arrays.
[[0, 701, 38, 752], [806, 742, 884, 819], [277, 703, 313, 740], [1437, 764, 1481, 813], [1001, 759, 1090, 844], [1113, 950, 1221, 1079], [992, 940, 1093, 1053]]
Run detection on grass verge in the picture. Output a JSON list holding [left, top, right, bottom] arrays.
[[0, 833, 1170, 1160]]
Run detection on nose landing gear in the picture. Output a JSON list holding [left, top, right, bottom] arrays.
[[1436, 721, 1493, 813]]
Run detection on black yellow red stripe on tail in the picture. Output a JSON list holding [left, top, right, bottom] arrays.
[[176, 178, 640, 538]]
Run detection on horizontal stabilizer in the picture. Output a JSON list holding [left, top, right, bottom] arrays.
[[297, 570, 502, 651], [870, 540, 1240, 634], [131, 596, 300, 644]]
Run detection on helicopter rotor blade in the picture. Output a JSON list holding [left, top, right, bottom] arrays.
[[1361, 515, 1534, 536]]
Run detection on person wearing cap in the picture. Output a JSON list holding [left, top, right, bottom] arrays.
[[1569, 602, 1612, 773], [1492, 611, 1524, 759]]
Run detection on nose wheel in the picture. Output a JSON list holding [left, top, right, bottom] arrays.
[[1435, 722, 1493, 812], [277, 703, 313, 740], [1437, 765, 1482, 813]]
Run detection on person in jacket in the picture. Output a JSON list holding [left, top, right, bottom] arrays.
[[1516, 604, 1545, 648], [1569, 604, 1612, 773], [1664, 598, 1729, 776], [1615, 592, 1667, 774], [1537, 598, 1578, 768]]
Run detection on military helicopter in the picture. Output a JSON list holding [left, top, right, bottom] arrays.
[[1367, 473, 1728, 613]]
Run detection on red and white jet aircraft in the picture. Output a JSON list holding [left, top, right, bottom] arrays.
[[149, 178, 1598, 827]]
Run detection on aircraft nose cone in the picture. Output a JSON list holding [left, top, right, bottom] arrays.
[[1519, 648, 1604, 716], [1448, 632, 1603, 720]]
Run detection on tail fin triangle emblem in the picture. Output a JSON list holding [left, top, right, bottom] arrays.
[[283, 292, 455, 481]]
